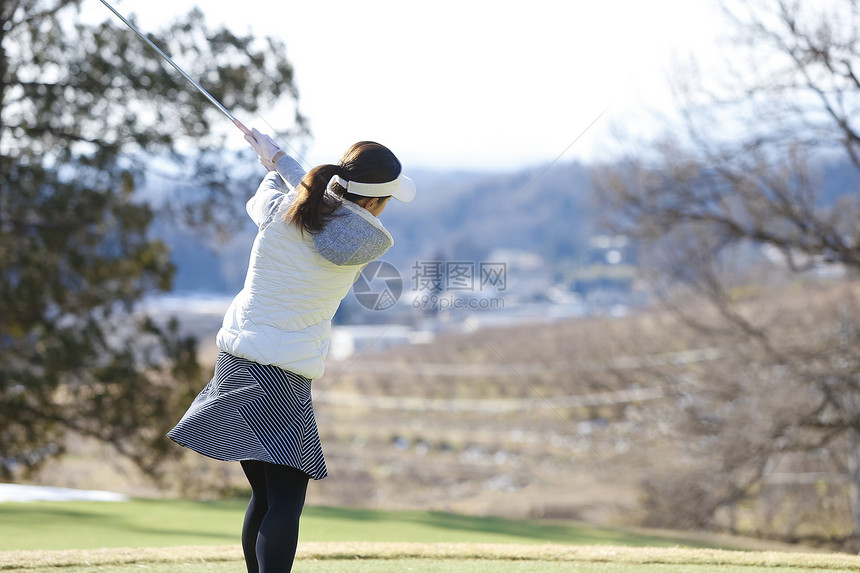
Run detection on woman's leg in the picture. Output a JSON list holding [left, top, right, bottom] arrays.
[[240, 460, 268, 573], [256, 463, 310, 573]]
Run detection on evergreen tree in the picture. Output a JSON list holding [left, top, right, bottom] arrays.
[[0, 0, 303, 479]]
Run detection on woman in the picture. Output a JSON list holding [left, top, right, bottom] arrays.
[[168, 129, 415, 572]]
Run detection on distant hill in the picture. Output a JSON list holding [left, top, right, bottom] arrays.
[[147, 154, 857, 296]]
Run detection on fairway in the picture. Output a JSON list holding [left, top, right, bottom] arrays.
[[0, 500, 725, 551], [4, 500, 860, 572]]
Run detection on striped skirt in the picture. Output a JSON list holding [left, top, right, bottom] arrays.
[[167, 352, 327, 480]]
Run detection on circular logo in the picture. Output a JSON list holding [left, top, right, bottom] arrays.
[[353, 261, 403, 311]]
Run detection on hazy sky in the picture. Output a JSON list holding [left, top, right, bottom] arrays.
[[92, 0, 728, 171]]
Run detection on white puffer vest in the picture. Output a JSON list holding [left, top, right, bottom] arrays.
[[216, 155, 394, 379]]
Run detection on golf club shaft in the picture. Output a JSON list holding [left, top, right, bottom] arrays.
[[97, 0, 251, 135]]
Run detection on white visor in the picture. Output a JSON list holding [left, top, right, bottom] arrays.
[[328, 174, 416, 203]]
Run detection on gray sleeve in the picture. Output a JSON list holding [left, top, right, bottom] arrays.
[[275, 153, 307, 191], [313, 211, 393, 266]]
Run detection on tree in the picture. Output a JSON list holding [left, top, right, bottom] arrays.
[[0, 0, 303, 480], [594, 0, 860, 546]]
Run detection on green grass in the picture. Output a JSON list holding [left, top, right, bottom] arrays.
[[5, 500, 860, 572], [0, 500, 721, 551]]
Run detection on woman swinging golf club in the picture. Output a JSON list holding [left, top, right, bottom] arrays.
[[168, 130, 415, 572]]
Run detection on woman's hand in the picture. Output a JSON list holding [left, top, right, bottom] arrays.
[[245, 128, 285, 171]]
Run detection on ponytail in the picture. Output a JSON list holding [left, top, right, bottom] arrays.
[[285, 164, 343, 235], [285, 141, 402, 235]]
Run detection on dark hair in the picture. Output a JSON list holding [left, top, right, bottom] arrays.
[[286, 141, 401, 234]]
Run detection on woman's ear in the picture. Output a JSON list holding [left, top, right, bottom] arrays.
[[355, 197, 389, 216], [354, 197, 373, 209]]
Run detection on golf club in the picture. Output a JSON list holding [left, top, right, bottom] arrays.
[[97, 0, 252, 136]]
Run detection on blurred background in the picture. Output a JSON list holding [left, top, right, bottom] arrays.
[[2, 0, 860, 553]]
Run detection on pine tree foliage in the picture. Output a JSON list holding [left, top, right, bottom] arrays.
[[0, 0, 302, 479]]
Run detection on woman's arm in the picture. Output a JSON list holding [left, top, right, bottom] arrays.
[[245, 127, 306, 192], [274, 152, 306, 191], [246, 173, 287, 227]]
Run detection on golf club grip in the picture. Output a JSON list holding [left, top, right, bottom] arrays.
[[233, 118, 252, 136]]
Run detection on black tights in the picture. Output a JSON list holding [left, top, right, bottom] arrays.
[[240, 460, 310, 573]]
